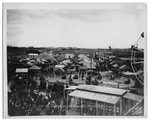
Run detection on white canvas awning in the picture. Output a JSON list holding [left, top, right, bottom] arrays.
[[16, 68, 28, 73], [55, 65, 65, 68], [123, 70, 144, 76], [60, 60, 71, 64], [65, 54, 74, 58], [28, 53, 38, 56]]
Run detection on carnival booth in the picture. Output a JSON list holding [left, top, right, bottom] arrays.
[[29, 65, 41, 74], [67, 85, 127, 116], [15, 68, 28, 79], [15, 68, 29, 89], [123, 93, 144, 116], [99, 71, 113, 79], [54, 65, 65, 77]]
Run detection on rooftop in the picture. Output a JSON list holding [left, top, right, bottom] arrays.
[[77, 85, 127, 96], [69, 90, 121, 104]]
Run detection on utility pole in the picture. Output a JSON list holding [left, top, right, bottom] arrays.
[[90, 53, 93, 84], [90, 53, 92, 76], [98, 48, 100, 71], [98, 48, 100, 62]]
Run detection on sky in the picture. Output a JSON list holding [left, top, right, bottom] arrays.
[[7, 3, 146, 48]]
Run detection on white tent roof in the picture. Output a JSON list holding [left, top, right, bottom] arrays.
[[81, 60, 96, 69], [78, 54, 90, 61], [55, 65, 65, 68], [61, 60, 71, 64], [16, 68, 28, 73], [28, 53, 38, 56], [27, 61, 34, 66], [37, 52, 54, 60], [65, 54, 74, 58], [123, 70, 144, 76], [29, 65, 41, 70]]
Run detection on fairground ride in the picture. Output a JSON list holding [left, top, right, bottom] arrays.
[[130, 32, 144, 86]]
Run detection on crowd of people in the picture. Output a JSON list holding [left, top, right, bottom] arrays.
[[8, 76, 69, 116]]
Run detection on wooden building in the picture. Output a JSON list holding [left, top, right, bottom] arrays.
[[67, 85, 144, 116]]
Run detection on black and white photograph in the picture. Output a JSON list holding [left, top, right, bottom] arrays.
[[3, 3, 147, 117]]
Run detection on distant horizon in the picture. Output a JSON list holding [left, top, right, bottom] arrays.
[[7, 44, 144, 50]]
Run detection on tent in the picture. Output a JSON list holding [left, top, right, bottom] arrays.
[[60, 60, 71, 65], [19, 58, 30, 62], [85, 64, 96, 69], [47, 51, 54, 58], [119, 65, 132, 71], [16, 68, 28, 73], [80, 60, 96, 69], [54, 65, 65, 73], [122, 70, 144, 82], [41, 59, 47, 62], [27, 61, 34, 66], [109, 56, 116, 59], [123, 71, 136, 76], [28, 53, 38, 58], [36, 53, 54, 60], [55, 65, 65, 69], [39, 92, 47, 96], [29, 65, 41, 70], [123, 70, 144, 76], [27, 60, 38, 65], [65, 54, 74, 59], [78, 54, 90, 61]]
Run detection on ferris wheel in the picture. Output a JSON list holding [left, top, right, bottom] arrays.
[[130, 32, 144, 85]]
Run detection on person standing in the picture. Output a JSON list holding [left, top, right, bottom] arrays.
[[81, 72, 84, 80]]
